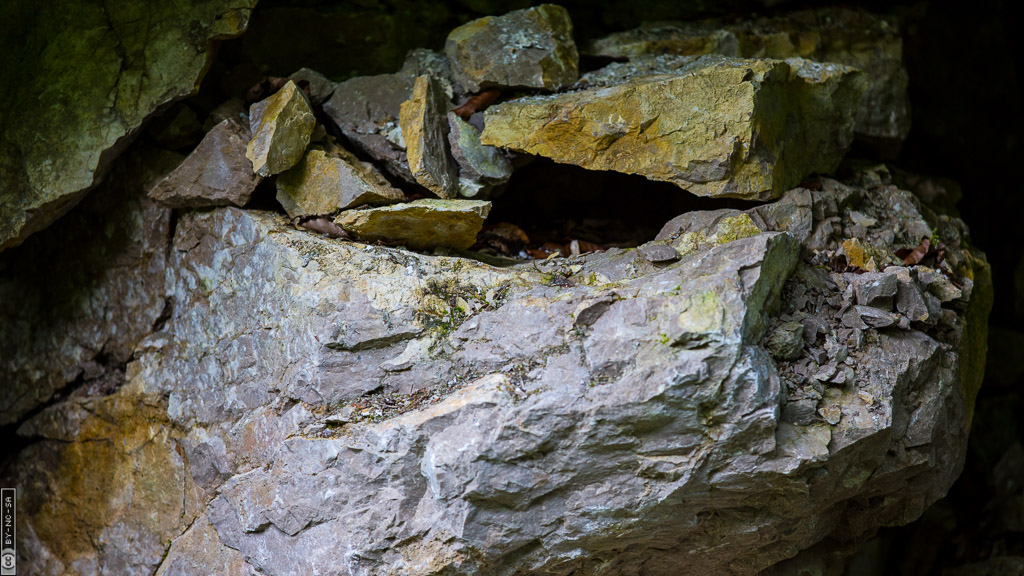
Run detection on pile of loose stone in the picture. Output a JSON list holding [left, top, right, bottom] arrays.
[[146, 3, 904, 256]]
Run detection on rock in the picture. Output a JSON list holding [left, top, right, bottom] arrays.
[[637, 241, 680, 263], [896, 270, 931, 323], [656, 209, 764, 255], [766, 321, 805, 360], [853, 271, 899, 309], [246, 80, 316, 177], [445, 4, 579, 93], [288, 67, 337, 105], [400, 48, 458, 98], [149, 119, 262, 208], [276, 142, 404, 218], [447, 112, 512, 198], [482, 55, 863, 200], [0, 145, 177, 426], [334, 199, 491, 251], [323, 72, 416, 182], [0, 0, 256, 252], [587, 7, 910, 144], [843, 237, 898, 272], [400, 75, 459, 198], [204, 98, 248, 132]]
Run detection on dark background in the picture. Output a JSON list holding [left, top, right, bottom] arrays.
[[192, 0, 1023, 572]]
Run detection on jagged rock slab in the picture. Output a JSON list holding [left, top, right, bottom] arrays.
[[246, 80, 316, 177], [2, 166, 991, 573], [288, 67, 337, 106], [149, 119, 261, 208], [276, 142, 404, 218], [335, 198, 490, 251], [400, 75, 459, 198], [400, 48, 458, 98], [588, 7, 910, 143], [447, 112, 512, 198], [0, 0, 256, 252], [445, 4, 579, 93], [481, 55, 864, 200], [0, 145, 177, 425]]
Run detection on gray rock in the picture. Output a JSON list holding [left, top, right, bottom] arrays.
[[400, 75, 459, 198], [853, 270, 899, 309], [637, 241, 680, 263], [447, 112, 512, 198], [149, 119, 262, 208], [246, 81, 317, 177], [0, 0, 257, 252], [288, 67, 337, 106], [766, 321, 805, 360], [445, 4, 579, 93]]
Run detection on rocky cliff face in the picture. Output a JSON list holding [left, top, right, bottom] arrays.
[[0, 2, 994, 575]]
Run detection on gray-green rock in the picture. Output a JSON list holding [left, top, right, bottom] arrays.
[[482, 55, 863, 200], [588, 8, 910, 143], [335, 199, 490, 251], [276, 142, 404, 218], [445, 4, 579, 93], [400, 75, 459, 199], [0, 0, 257, 252], [246, 80, 316, 177], [288, 67, 338, 106], [149, 119, 261, 208], [447, 112, 512, 198]]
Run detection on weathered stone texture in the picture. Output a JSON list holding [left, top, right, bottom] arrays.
[[482, 55, 864, 200], [246, 80, 317, 177], [400, 75, 459, 198], [0, 0, 257, 251], [335, 198, 491, 251]]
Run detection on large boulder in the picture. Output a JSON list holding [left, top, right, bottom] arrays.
[[1, 165, 990, 574], [0, 0, 257, 252], [481, 55, 864, 200]]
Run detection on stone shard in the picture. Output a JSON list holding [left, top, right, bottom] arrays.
[[335, 198, 491, 251], [853, 270, 899, 309], [588, 7, 911, 143], [445, 4, 579, 93], [288, 67, 337, 106], [0, 145, 177, 426], [246, 80, 316, 177], [0, 0, 256, 252], [447, 112, 512, 198], [400, 75, 459, 198], [482, 55, 864, 200], [276, 141, 404, 218], [149, 119, 262, 208]]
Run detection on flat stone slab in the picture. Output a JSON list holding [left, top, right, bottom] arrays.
[[588, 7, 910, 143], [149, 119, 262, 208], [334, 198, 491, 251], [445, 4, 579, 92], [246, 80, 316, 177], [481, 55, 864, 200], [276, 142, 404, 218]]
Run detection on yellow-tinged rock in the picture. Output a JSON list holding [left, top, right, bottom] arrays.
[[481, 55, 863, 200], [246, 80, 316, 177], [335, 199, 490, 251], [400, 75, 459, 198], [656, 209, 764, 256], [843, 237, 898, 272], [276, 142, 405, 218]]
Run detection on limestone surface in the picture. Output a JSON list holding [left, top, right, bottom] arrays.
[[482, 55, 864, 200], [246, 80, 316, 177], [334, 198, 491, 251], [588, 8, 910, 143], [0, 0, 256, 252], [1, 165, 990, 574], [445, 4, 579, 93], [447, 112, 513, 198], [276, 142, 404, 218], [149, 119, 261, 208], [400, 75, 459, 198]]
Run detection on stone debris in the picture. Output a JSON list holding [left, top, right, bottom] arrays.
[[447, 112, 512, 198], [246, 80, 317, 177], [149, 119, 262, 208], [445, 4, 579, 93], [288, 67, 337, 105], [588, 7, 910, 144], [334, 198, 491, 251], [636, 241, 679, 263], [400, 75, 459, 198], [276, 141, 404, 219], [481, 55, 863, 200]]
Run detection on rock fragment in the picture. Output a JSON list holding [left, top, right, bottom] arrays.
[[149, 119, 262, 208], [482, 55, 863, 200], [445, 4, 579, 92], [276, 143, 405, 218], [656, 209, 764, 256], [246, 80, 316, 177], [588, 7, 910, 143], [447, 112, 512, 198], [400, 75, 459, 198], [637, 242, 680, 263], [288, 67, 337, 106], [766, 321, 805, 360], [853, 271, 899, 309], [334, 199, 491, 251]]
